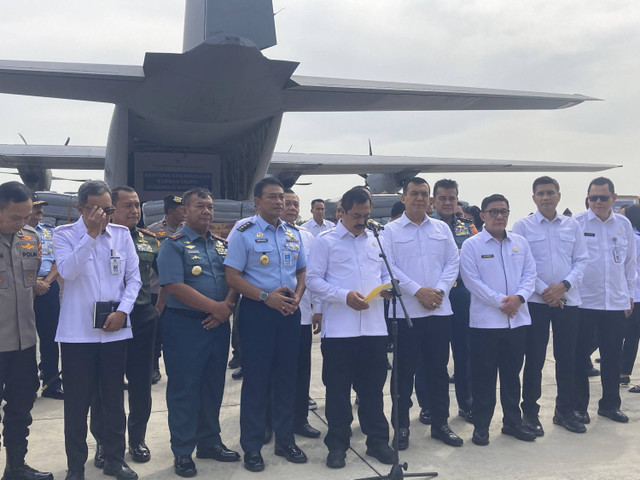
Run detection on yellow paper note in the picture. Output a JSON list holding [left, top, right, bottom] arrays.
[[364, 282, 392, 303]]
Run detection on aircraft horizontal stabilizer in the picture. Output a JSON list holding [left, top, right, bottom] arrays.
[[283, 76, 600, 112], [0, 145, 105, 169]]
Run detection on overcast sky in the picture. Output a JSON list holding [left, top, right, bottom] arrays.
[[0, 1, 639, 223]]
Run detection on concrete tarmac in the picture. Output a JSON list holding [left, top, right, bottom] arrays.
[[6, 333, 640, 480]]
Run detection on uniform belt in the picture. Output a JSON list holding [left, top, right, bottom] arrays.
[[165, 307, 209, 319]]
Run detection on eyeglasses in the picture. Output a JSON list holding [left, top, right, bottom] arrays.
[[80, 204, 116, 215], [484, 209, 510, 218], [588, 195, 611, 203]]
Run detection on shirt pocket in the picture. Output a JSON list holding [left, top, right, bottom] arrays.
[[0, 260, 9, 289], [328, 251, 353, 279], [525, 233, 547, 260], [557, 231, 575, 257], [22, 258, 39, 287], [427, 232, 448, 256]]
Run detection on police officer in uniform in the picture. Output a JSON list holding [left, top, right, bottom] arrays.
[[225, 177, 308, 473], [90, 186, 161, 465], [157, 188, 239, 478], [0, 181, 53, 480], [27, 193, 63, 400]]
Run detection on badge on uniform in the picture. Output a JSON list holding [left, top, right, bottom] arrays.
[[481, 254, 494, 259], [109, 251, 121, 275], [192, 266, 202, 276], [260, 254, 269, 265], [137, 243, 152, 252], [283, 251, 292, 267], [185, 245, 195, 249], [513, 247, 518, 253]]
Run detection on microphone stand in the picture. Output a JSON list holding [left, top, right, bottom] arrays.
[[355, 223, 437, 480]]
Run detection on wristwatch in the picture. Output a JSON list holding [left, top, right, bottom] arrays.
[[517, 295, 525, 304], [562, 280, 571, 291], [259, 291, 269, 302]]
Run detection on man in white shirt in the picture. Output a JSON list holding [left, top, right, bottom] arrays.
[[512, 177, 589, 435], [382, 177, 462, 449], [54, 181, 142, 480], [460, 194, 537, 446], [301, 199, 335, 237], [573, 177, 637, 424], [306, 187, 395, 469]]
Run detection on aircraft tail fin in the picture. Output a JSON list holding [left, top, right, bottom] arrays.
[[183, 0, 277, 52]]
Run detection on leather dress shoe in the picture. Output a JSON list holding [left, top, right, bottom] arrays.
[[449, 374, 455, 384], [2, 464, 54, 480], [597, 408, 629, 423], [522, 414, 544, 437], [620, 375, 631, 385], [94, 444, 105, 469], [173, 455, 196, 478], [243, 451, 265, 472], [394, 427, 409, 450], [264, 428, 273, 444], [64, 470, 84, 480], [231, 368, 243, 380], [472, 428, 489, 446], [574, 410, 590, 424], [103, 460, 138, 480], [129, 442, 150, 463], [458, 409, 473, 424], [228, 356, 241, 369], [587, 366, 600, 377], [553, 410, 586, 433], [326, 451, 346, 469], [294, 423, 321, 438], [419, 408, 432, 425], [196, 443, 240, 462], [365, 444, 396, 465], [501, 424, 536, 442], [151, 369, 161, 384], [274, 444, 307, 463], [308, 397, 317, 411], [431, 424, 463, 447], [41, 385, 64, 400]]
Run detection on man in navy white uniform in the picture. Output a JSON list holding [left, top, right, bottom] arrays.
[[573, 177, 637, 424], [301, 199, 335, 237], [381, 177, 462, 449], [460, 194, 537, 446], [225, 177, 307, 473], [306, 186, 395, 469], [512, 176, 589, 435], [54, 180, 141, 480]]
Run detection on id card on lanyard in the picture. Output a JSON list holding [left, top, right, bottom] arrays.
[[109, 249, 122, 275]]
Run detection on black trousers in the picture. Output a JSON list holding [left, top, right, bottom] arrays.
[[574, 309, 626, 412], [470, 326, 528, 430], [294, 324, 313, 427], [621, 303, 640, 375], [0, 346, 39, 464], [449, 282, 472, 412], [392, 315, 451, 429], [521, 303, 578, 417], [150, 293, 162, 369], [322, 336, 389, 453], [91, 303, 158, 446], [34, 280, 61, 389], [62, 341, 127, 472]]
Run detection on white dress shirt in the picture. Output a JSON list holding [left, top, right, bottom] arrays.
[[298, 226, 322, 324], [574, 209, 637, 310], [512, 211, 589, 307], [301, 218, 336, 237], [54, 219, 141, 343], [460, 229, 536, 329], [306, 221, 390, 338], [381, 212, 459, 317], [634, 230, 640, 302]]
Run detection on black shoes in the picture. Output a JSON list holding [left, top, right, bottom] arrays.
[[294, 423, 321, 438], [94, 444, 105, 468], [129, 442, 151, 463], [597, 408, 629, 423], [1, 464, 54, 480], [103, 461, 138, 480], [243, 451, 265, 472], [587, 366, 600, 377], [553, 410, 587, 433], [231, 368, 243, 380], [174, 455, 197, 478], [274, 444, 307, 463], [394, 427, 409, 450], [64, 470, 84, 480], [619, 375, 631, 385], [365, 444, 396, 465], [472, 428, 489, 446], [308, 397, 317, 411], [151, 368, 161, 384], [522, 414, 544, 437], [501, 424, 536, 442], [326, 451, 346, 469], [418, 408, 432, 425], [431, 424, 463, 447], [458, 409, 473, 424], [41, 385, 64, 400], [574, 410, 590, 424], [228, 356, 241, 369], [196, 444, 240, 462]]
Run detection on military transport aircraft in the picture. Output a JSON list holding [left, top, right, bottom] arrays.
[[0, 0, 614, 201]]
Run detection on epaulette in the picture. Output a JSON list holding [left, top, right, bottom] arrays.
[[169, 232, 185, 240], [456, 217, 473, 224], [139, 228, 157, 238], [237, 221, 253, 232], [212, 234, 228, 244], [285, 222, 299, 231]]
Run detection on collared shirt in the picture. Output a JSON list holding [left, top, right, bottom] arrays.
[[35, 223, 55, 277], [634, 230, 640, 302], [306, 221, 390, 338], [432, 212, 477, 250], [226, 215, 258, 243], [224, 215, 306, 292], [131, 227, 161, 306], [574, 209, 637, 310], [0, 226, 40, 352], [54, 219, 141, 343], [512, 211, 589, 307], [158, 224, 228, 310], [301, 218, 336, 237], [146, 217, 182, 294], [460, 229, 536, 329], [382, 212, 459, 318]]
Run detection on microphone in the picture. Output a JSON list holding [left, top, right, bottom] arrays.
[[365, 218, 384, 232]]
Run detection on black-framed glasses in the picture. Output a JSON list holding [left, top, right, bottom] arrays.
[[587, 195, 611, 203], [484, 209, 510, 218], [80, 204, 116, 215]]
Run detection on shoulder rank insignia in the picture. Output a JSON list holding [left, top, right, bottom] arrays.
[[285, 222, 299, 231], [169, 232, 185, 240], [237, 221, 254, 232], [139, 228, 157, 238]]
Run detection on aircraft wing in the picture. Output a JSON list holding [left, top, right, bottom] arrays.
[[0, 60, 143, 103], [283, 76, 600, 112], [268, 152, 619, 176], [0, 145, 106, 169]]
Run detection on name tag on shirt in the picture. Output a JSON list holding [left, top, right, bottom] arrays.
[[481, 254, 494, 258], [584, 232, 595, 237], [283, 251, 293, 267], [110, 256, 122, 275]]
